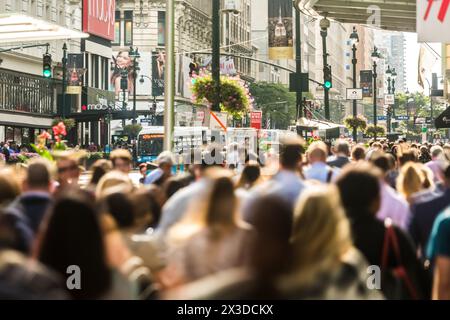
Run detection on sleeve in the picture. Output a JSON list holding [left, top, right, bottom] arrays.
[[430, 217, 450, 258], [407, 205, 420, 248]]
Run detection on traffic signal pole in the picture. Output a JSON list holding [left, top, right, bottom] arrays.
[[62, 43, 67, 119], [295, 7, 303, 120], [320, 22, 330, 120]]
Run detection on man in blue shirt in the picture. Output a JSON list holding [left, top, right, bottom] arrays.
[[304, 141, 339, 183]]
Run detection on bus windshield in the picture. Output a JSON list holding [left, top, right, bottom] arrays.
[[139, 134, 163, 156]]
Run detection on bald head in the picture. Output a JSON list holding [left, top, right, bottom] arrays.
[[25, 161, 51, 192]]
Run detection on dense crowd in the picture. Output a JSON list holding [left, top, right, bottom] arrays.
[[1, 136, 450, 300]]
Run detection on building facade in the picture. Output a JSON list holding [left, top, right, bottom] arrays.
[[0, 0, 82, 145]]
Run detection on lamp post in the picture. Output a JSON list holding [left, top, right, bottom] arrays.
[[212, 0, 221, 112], [371, 46, 381, 139], [320, 16, 331, 120], [349, 26, 359, 142], [61, 43, 67, 119], [385, 65, 392, 133], [140, 75, 158, 125], [129, 46, 140, 125]]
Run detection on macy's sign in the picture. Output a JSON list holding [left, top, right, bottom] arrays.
[[83, 0, 115, 41]]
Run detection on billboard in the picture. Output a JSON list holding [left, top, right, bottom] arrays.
[[110, 51, 135, 97], [152, 51, 165, 97], [360, 70, 373, 98], [82, 0, 115, 41], [268, 0, 293, 60]]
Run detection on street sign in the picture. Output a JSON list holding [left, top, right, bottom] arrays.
[[395, 115, 410, 121], [377, 116, 387, 121], [250, 111, 263, 129], [384, 94, 395, 105], [417, 0, 450, 42], [210, 111, 228, 131], [346, 88, 363, 100]]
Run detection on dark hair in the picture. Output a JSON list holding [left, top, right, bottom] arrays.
[[35, 191, 111, 299], [0, 212, 30, 253], [236, 164, 261, 189], [90, 159, 112, 185], [129, 186, 165, 228], [163, 175, 190, 199], [280, 143, 303, 169], [336, 164, 381, 218], [246, 195, 292, 277], [26, 161, 50, 189], [370, 153, 390, 174], [205, 176, 236, 231], [351, 145, 366, 161], [444, 165, 450, 181], [398, 150, 417, 166], [102, 192, 135, 229]]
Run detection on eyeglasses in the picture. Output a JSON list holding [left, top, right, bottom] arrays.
[[57, 164, 79, 174]]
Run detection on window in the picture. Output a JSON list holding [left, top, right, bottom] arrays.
[[113, 11, 121, 45], [158, 11, 166, 46], [124, 11, 133, 45]]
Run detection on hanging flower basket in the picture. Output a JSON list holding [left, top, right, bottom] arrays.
[[191, 74, 252, 118], [365, 124, 386, 137], [343, 115, 367, 132]]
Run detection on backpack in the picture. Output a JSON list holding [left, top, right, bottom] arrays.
[[381, 224, 420, 299]]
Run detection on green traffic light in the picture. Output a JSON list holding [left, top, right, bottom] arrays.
[[43, 69, 51, 78], [324, 81, 332, 89]]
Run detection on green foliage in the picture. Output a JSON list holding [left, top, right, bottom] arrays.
[[365, 124, 386, 137], [31, 144, 54, 161], [87, 152, 104, 161], [344, 115, 367, 132], [191, 75, 251, 118], [123, 124, 142, 137], [249, 82, 297, 129]]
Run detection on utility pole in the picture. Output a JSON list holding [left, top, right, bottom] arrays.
[[164, 0, 175, 151], [212, 0, 221, 112], [320, 17, 330, 120], [62, 43, 67, 119], [295, 7, 302, 119]]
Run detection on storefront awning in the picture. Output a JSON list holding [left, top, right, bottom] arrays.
[[297, 117, 346, 131], [0, 13, 89, 43]]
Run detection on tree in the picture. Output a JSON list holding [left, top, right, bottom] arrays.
[[123, 124, 142, 138], [249, 82, 299, 129]]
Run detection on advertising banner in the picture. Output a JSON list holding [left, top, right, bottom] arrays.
[[268, 0, 293, 60], [417, 0, 450, 42], [83, 0, 115, 40], [250, 111, 263, 130]]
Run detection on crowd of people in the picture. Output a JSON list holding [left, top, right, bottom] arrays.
[[0, 136, 450, 300]]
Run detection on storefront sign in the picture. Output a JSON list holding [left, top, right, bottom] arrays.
[[83, 0, 115, 40], [250, 111, 263, 130]]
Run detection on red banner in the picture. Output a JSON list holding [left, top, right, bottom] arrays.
[[83, 0, 115, 41], [250, 111, 263, 130]]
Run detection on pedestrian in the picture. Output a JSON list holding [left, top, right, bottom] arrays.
[[110, 149, 133, 174], [144, 151, 174, 186], [327, 139, 351, 168], [304, 141, 338, 183]]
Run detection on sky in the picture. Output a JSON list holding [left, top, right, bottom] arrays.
[[404, 32, 442, 93]]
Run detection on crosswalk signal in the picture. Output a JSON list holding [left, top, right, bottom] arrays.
[[43, 53, 52, 78], [324, 65, 332, 90]]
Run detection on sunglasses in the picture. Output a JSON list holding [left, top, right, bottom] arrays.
[[57, 164, 79, 174]]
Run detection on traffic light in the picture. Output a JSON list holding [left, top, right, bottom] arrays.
[[323, 64, 332, 90], [120, 70, 128, 91], [42, 53, 52, 78], [189, 62, 200, 77]]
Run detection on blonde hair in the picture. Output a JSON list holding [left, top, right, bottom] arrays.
[[397, 162, 428, 201], [0, 167, 21, 207], [95, 170, 134, 199], [289, 185, 352, 286], [307, 141, 328, 162]]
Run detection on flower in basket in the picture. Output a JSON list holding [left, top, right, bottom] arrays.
[[52, 122, 67, 143]]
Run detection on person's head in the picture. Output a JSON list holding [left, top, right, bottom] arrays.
[[0, 211, 29, 253], [420, 145, 429, 156], [398, 149, 417, 167], [129, 185, 165, 229], [236, 163, 261, 189], [335, 163, 381, 218], [279, 137, 304, 170], [100, 192, 135, 230], [110, 149, 132, 173], [246, 195, 292, 277], [334, 139, 350, 157], [443, 165, 450, 188], [34, 190, 111, 299], [95, 170, 134, 199], [396, 162, 426, 201], [307, 141, 328, 165], [430, 145, 444, 160], [157, 151, 174, 176], [23, 159, 52, 193], [371, 142, 382, 150], [89, 159, 112, 186], [369, 152, 390, 176], [290, 185, 351, 284], [163, 175, 190, 199], [0, 168, 21, 207], [56, 156, 80, 187], [351, 144, 366, 162]]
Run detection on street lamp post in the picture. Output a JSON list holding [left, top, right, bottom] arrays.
[[371, 46, 381, 139], [349, 26, 359, 142], [320, 16, 331, 120], [386, 65, 392, 133], [212, 0, 221, 112], [129, 47, 140, 125], [61, 43, 67, 119], [140, 75, 158, 125]]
